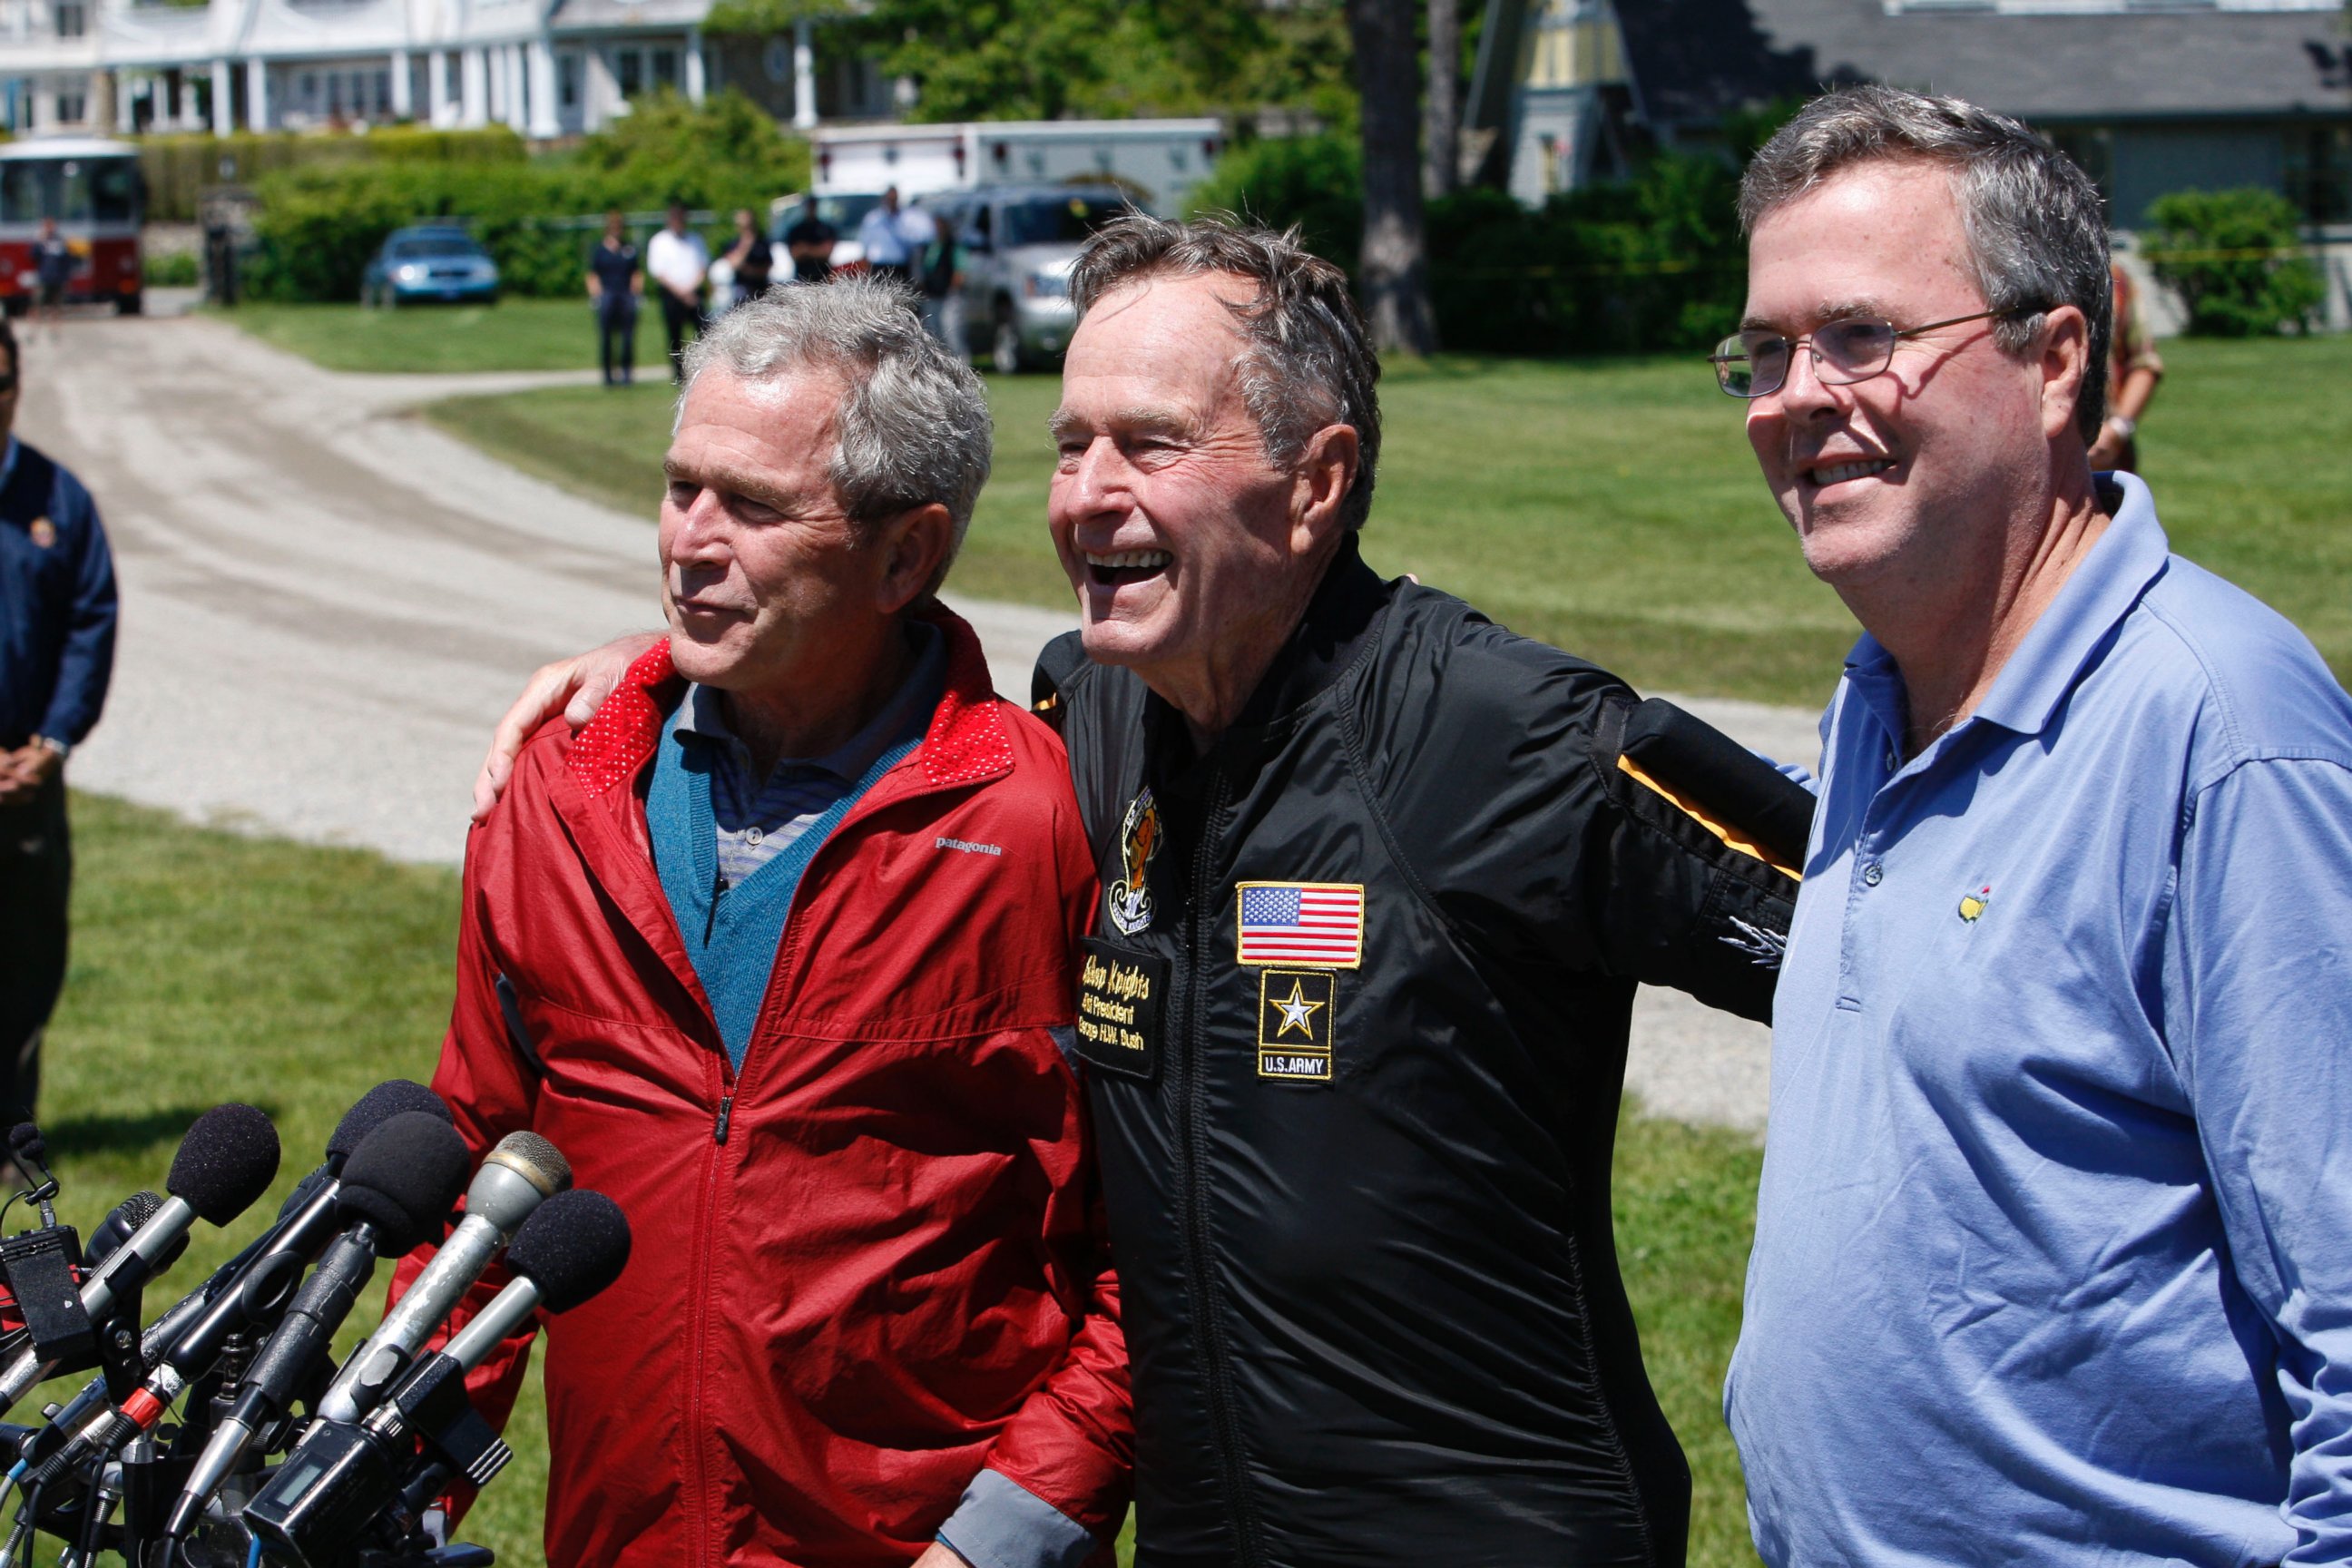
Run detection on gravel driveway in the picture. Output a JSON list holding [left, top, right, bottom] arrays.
[[20, 307, 1825, 1132]]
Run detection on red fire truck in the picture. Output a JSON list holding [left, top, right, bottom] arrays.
[[0, 137, 145, 316]]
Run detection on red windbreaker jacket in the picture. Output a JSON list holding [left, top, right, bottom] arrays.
[[402, 611, 1132, 1568]]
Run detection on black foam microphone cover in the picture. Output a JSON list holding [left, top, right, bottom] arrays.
[[167, 1104, 283, 1227], [8, 1123, 45, 1166], [504, 1190, 632, 1314], [325, 1081, 453, 1171], [334, 1112, 470, 1257]]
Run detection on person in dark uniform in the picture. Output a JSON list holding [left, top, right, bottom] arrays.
[[720, 207, 773, 309], [782, 197, 837, 284], [0, 318, 117, 1124], [471, 217, 1809, 1567], [584, 211, 642, 387], [32, 219, 74, 338]]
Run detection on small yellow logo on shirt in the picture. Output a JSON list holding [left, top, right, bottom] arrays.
[[1958, 886, 1990, 922], [27, 516, 54, 549]]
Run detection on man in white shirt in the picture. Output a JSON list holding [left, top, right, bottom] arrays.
[[857, 187, 927, 288], [645, 201, 711, 382]]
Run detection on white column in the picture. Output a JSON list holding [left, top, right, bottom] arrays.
[[211, 58, 231, 135], [504, 44, 525, 131], [460, 47, 485, 125], [245, 57, 269, 130], [682, 27, 704, 103], [426, 48, 449, 125], [388, 47, 412, 118], [526, 35, 556, 138], [790, 17, 814, 129], [114, 70, 135, 132], [484, 45, 503, 120]]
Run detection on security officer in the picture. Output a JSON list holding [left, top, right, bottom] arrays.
[[1035, 217, 1808, 1566], [0, 318, 117, 1124]]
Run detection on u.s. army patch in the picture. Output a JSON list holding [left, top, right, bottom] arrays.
[[1257, 968, 1335, 1083]]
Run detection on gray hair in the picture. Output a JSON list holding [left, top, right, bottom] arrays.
[[1739, 86, 2113, 442], [680, 276, 993, 589], [1070, 214, 1381, 531]]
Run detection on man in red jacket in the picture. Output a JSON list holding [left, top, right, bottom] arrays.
[[410, 277, 1130, 1568]]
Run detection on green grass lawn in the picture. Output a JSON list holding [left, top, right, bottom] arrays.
[[36, 794, 1764, 1567], [216, 299, 671, 376], [417, 335, 2352, 711]]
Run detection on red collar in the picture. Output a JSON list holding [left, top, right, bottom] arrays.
[[567, 605, 1016, 800]]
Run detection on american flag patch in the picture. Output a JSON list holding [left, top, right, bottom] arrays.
[[1235, 882, 1366, 968]]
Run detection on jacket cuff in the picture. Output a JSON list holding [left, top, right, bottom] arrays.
[[935, 1468, 1095, 1568]]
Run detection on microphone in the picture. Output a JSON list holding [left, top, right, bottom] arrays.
[[83, 1191, 163, 1271], [436, 1189, 632, 1373], [316, 1131, 571, 1426], [162, 1113, 471, 1540], [241, 1191, 631, 1568], [6, 1085, 451, 1472], [0, 1103, 279, 1414]]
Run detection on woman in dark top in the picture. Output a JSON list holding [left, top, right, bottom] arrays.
[[721, 208, 773, 309], [585, 211, 642, 387]]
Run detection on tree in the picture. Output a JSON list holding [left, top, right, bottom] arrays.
[[1424, 0, 1460, 199], [1348, 0, 1438, 352]]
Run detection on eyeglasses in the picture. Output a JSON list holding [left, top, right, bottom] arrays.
[[1709, 309, 2030, 399]]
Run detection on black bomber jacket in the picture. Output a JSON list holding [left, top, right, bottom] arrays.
[[1034, 538, 1807, 1568]]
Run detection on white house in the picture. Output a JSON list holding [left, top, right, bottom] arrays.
[[0, 0, 876, 138]]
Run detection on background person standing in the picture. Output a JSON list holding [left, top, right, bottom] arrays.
[[784, 197, 837, 283], [2090, 260, 2163, 473], [721, 208, 773, 309], [646, 201, 710, 382], [31, 218, 72, 340], [857, 187, 921, 287], [0, 318, 117, 1124], [917, 212, 964, 352], [585, 211, 642, 387]]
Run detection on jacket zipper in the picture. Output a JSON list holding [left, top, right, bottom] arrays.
[[1174, 769, 1266, 1565], [683, 1057, 730, 1568]]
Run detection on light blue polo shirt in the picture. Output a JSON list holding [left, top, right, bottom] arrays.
[[1731, 474, 2352, 1565]]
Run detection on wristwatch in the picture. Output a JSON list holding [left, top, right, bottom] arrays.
[[2105, 415, 2137, 440], [33, 735, 69, 762]]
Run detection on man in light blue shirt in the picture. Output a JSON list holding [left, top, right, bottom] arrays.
[[1719, 86, 2352, 1563]]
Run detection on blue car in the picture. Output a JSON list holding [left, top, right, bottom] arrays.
[[362, 225, 500, 307]]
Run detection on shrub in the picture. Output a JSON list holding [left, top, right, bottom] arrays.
[[240, 93, 808, 301], [141, 127, 527, 223], [2144, 188, 2325, 338], [1181, 132, 1363, 275], [142, 250, 200, 287], [1180, 134, 1748, 355]]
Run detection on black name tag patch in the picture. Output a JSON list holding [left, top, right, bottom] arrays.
[[1076, 937, 1167, 1082], [1258, 968, 1336, 1083]]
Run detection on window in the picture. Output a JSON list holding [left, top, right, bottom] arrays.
[[444, 52, 460, 103], [998, 194, 1126, 248], [615, 47, 642, 97], [557, 51, 579, 110], [651, 47, 679, 89], [54, 89, 85, 123], [2286, 122, 2352, 224], [53, 0, 83, 35]]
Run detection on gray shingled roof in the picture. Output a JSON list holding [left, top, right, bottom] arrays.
[[1612, 0, 2352, 125]]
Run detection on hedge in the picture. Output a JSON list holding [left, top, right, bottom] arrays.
[[141, 126, 528, 224], [2144, 188, 2327, 338], [240, 93, 811, 302], [1185, 132, 1750, 355]]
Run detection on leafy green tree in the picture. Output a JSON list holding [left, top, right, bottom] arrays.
[[705, 0, 1351, 124], [2145, 187, 2326, 337]]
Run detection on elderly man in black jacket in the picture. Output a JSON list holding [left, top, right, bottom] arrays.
[[475, 220, 1807, 1568]]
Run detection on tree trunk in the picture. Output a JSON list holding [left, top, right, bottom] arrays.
[[1424, 0, 1459, 200], [1348, 0, 1439, 354]]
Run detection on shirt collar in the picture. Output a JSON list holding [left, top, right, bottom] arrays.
[[1841, 472, 2171, 745], [675, 621, 946, 784]]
